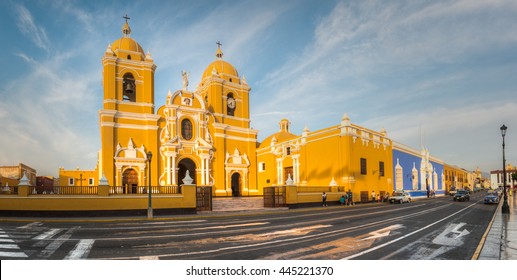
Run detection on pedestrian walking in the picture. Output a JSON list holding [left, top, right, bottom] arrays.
[[340, 195, 345, 206], [371, 190, 376, 203], [322, 192, 328, 207]]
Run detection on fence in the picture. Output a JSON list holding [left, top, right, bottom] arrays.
[[0, 186, 18, 195], [109, 186, 181, 195], [196, 186, 212, 211], [1, 185, 183, 196], [263, 186, 286, 207]]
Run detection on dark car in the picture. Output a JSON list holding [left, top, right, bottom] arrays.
[[453, 190, 470, 202], [484, 192, 499, 204]]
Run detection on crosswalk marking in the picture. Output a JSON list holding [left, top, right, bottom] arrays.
[[38, 227, 78, 259], [33, 228, 63, 240], [0, 244, 21, 249], [0, 251, 28, 258], [64, 239, 95, 260], [0, 229, 28, 258], [0, 238, 15, 243]]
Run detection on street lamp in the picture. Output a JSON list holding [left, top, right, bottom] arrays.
[[501, 124, 510, 214], [147, 151, 153, 219]]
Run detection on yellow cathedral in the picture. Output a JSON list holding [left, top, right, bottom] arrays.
[[95, 19, 258, 197], [58, 19, 394, 203]]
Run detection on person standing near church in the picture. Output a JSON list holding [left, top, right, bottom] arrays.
[[371, 190, 376, 203], [322, 192, 328, 207]]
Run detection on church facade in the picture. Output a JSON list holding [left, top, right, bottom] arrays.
[[91, 20, 258, 197]]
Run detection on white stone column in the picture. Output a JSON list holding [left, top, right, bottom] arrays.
[[200, 157, 205, 185], [116, 167, 122, 187], [293, 155, 300, 184], [204, 156, 210, 185], [171, 156, 177, 185], [166, 155, 171, 185], [276, 158, 283, 185]]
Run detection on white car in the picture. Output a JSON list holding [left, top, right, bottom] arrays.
[[388, 191, 411, 204]]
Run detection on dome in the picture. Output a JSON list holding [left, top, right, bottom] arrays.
[[258, 119, 298, 148], [109, 20, 145, 60], [202, 60, 239, 80], [111, 37, 145, 58], [259, 131, 298, 148], [201, 45, 239, 82]]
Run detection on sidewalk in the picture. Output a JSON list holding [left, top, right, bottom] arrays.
[[478, 190, 517, 260]]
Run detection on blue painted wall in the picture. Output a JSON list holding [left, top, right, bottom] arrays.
[[392, 148, 444, 197]]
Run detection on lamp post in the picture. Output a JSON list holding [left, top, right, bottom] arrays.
[[501, 124, 510, 214], [147, 151, 153, 219]]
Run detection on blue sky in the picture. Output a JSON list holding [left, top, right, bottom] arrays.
[[0, 0, 516, 177]]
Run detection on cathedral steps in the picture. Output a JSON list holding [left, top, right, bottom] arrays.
[[211, 196, 264, 212]]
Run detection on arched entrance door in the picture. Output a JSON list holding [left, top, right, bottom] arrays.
[[122, 168, 138, 194], [178, 158, 196, 185], [231, 173, 241, 197]]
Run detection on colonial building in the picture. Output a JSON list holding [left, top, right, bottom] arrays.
[[0, 163, 36, 186], [257, 115, 394, 202], [444, 164, 470, 191], [491, 164, 517, 189]]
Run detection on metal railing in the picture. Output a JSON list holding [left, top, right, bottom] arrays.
[[28, 186, 98, 195], [109, 186, 182, 195], [0, 185, 182, 195], [0, 186, 18, 195]]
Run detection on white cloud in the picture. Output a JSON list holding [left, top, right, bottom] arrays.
[[15, 4, 50, 52]]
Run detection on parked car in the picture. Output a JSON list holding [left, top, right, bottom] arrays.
[[484, 192, 499, 204], [453, 190, 470, 202], [388, 191, 411, 204]]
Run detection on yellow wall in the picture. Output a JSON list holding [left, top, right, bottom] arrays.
[[257, 118, 393, 203], [58, 168, 98, 186], [0, 185, 196, 211]]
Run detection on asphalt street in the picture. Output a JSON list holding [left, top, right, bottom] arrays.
[[0, 191, 496, 260]]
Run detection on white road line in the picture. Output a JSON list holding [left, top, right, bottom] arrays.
[[203, 222, 269, 230], [0, 251, 28, 258], [139, 256, 160, 260], [0, 238, 15, 243], [64, 239, 95, 260], [33, 229, 63, 240], [341, 202, 479, 260], [0, 244, 21, 249], [17, 222, 42, 229]]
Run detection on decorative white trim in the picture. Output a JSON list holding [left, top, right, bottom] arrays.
[[100, 122, 159, 130], [213, 133, 258, 142], [103, 99, 154, 108]]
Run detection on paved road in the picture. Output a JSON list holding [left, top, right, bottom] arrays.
[[0, 191, 496, 260]]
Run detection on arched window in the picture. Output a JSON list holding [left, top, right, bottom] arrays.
[[127, 55, 131, 60], [181, 119, 193, 140], [122, 73, 136, 102], [226, 93, 235, 116]]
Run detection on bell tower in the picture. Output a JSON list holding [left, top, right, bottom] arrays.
[[198, 43, 258, 196], [98, 16, 159, 187]]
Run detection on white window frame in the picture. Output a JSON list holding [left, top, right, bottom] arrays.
[[68, 178, 75, 186], [259, 162, 266, 172], [88, 178, 94, 186]]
